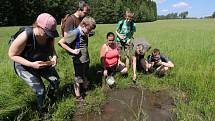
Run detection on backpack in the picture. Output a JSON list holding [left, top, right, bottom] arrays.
[[118, 19, 134, 32], [9, 26, 35, 52], [60, 14, 73, 37]]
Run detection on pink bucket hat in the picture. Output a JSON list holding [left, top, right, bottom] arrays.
[[36, 13, 59, 38]]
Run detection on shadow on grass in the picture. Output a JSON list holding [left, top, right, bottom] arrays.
[[87, 63, 103, 90]]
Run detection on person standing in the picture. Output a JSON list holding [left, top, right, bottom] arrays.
[[115, 10, 136, 69], [58, 16, 96, 101], [61, 0, 90, 37]]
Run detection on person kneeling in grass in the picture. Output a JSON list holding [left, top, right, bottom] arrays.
[[147, 48, 174, 77], [131, 38, 151, 81], [100, 32, 128, 83], [58, 16, 96, 101]]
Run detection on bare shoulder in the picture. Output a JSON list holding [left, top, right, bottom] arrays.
[[11, 31, 28, 47]]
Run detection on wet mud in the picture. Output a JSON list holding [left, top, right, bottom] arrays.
[[74, 87, 175, 121]]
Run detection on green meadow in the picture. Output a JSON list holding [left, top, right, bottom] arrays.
[[0, 19, 214, 120]]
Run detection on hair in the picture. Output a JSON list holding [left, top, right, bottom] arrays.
[[78, 1, 90, 11], [106, 32, 115, 38], [32, 22, 42, 28], [80, 16, 96, 30], [125, 10, 134, 18], [152, 48, 160, 55]]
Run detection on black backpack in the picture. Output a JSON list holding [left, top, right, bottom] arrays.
[[9, 26, 35, 50]]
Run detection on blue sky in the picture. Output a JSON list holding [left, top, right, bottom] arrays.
[[155, 0, 215, 17]]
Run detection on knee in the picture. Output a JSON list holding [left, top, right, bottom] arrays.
[[33, 85, 45, 96], [164, 67, 169, 71], [74, 82, 80, 88], [49, 76, 60, 90], [120, 67, 128, 74]]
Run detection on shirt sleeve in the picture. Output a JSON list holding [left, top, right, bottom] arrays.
[[147, 55, 152, 63], [63, 16, 75, 34], [116, 20, 123, 32], [65, 30, 78, 44], [160, 54, 170, 62]]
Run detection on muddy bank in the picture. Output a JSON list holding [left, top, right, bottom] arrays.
[[74, 87, 175, 121]]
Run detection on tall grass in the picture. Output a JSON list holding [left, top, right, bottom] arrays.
[[0, 19, 214, 120]]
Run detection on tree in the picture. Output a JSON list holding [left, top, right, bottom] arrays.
[[212, 12, 215, 18], [0, 0, 158, 26], [179, 11, 189, 19], [166, 13, 178, 19]]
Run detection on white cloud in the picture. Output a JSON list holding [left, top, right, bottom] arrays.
[[172, 2, 191, 9], [161, 9, 169, 12]]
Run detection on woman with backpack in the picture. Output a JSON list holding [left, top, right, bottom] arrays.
[[8, 13, 60, 113]]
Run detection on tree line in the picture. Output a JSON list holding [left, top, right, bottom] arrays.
[[203, 12, 215, 19], [158, 11, 189, 20], [158, 11, 215, 20], [0, 0, 157, 26]]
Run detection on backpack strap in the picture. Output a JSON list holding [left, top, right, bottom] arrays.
[[118, 19, 134, 32], [118, 19, 125, 32], [24, 27, 36, 50], [130, 20, 134, 32]]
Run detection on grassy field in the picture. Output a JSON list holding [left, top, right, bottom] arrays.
[[0, 19, 215, 120]]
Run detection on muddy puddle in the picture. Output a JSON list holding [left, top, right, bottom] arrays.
[[74, 87, 175, 121]]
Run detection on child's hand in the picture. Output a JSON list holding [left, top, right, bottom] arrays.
[[120, 35, 126, 40], [50, 56, 57, 67], [30, 61, 50, 69], [133, 73, 137, 81], [103, 70, 108, 77], [71, 49, 80, 55]]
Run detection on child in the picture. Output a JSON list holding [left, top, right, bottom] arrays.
[[115, 10, 136, 69], [58, 16, 96, 101]]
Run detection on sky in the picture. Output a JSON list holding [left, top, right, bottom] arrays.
[[155, 0, 215, 18]]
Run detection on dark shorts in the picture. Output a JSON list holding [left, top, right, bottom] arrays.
[[136, 55, 146, 71], [73, 62, 89, 83], [106, 63, 126, 76], [118, 41, 130, 57]]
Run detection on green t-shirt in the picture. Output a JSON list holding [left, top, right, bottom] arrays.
[[115, 20, 136, 43]]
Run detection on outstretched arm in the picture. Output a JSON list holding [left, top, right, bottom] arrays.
[[100, 44, 108, 77], [161, 61, 174, 68], [132, 55, 137, 81]]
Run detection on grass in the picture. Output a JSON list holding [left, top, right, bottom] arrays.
[[0, 19, 215, 120]]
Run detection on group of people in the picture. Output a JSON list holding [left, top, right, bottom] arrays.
[[100, 10, 174, 82], [8, 1, 174, 114]]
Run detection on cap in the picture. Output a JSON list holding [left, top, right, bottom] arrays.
[[36, 13, 59, 38]]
